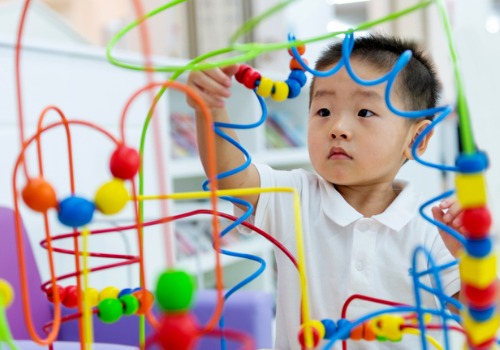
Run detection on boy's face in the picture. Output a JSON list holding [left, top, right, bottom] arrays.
[[308, 59, 419, 187]]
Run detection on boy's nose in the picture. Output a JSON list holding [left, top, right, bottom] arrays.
[[329, 119, 351, 140]]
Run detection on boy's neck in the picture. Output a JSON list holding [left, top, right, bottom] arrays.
[[334, 182, 402, 218]]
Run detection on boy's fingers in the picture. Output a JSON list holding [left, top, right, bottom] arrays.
[[204, 68, 233, 88], [442, 201, 462, 224], [431, 206, 444, 224], [221, 64, 239, 78]]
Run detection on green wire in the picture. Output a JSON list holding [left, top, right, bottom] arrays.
[[435, 0, 475, 154]]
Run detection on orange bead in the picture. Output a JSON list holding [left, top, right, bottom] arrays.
[[350, 324, 363, 340], [133, 289, 154, 314], [22, 178, 58, 213], [363, 322, 376, 341], [288, 44, 306, 56], [290, 58, 308, 71]]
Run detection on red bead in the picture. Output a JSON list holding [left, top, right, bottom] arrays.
[[62, 285, 79, 308], [153, 313, 199, 350], [463, 282, 497, 308], [462, 207, 492, 238], [468, 337, 496, 350], [110, 145, 140, 180], [290, 58, 308, 71], [22, 178, 58, 213], [288, 44, 306, 56], [242, 69, 261, 89], [297, 325, 320, 348], [46, 284, 66, 303], [235, 64, 252, 84]]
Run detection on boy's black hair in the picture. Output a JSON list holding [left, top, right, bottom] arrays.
[[309, 34, 440, 121]]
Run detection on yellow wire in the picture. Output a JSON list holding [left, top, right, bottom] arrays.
[[403, 328, 443, 350], [134, 186, 313, 345], [81, 227, 93, 349]]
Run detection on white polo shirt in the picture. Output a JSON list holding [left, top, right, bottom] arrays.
[[243, 164, 460, 350]]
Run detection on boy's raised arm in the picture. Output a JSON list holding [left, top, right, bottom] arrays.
[[186, 65, 260, 211]]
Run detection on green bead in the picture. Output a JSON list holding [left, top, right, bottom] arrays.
[[376, 335, 388, 342], [97, 298, 123, 323], [156, 269, 196, 312], [120, 294, 139, 315]]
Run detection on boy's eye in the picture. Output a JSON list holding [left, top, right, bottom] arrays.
[[358, 109, 375, 118], [318, 108, 331, 117]]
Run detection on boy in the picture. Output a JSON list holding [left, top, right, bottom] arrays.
[[187, 34, 463, 349]]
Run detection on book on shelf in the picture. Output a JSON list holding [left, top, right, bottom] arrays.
[[265, 111, 306, 149], [170, 112, 198, 159]]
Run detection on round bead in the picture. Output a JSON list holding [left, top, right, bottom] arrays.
[[46, 284, 66, 303], [470, 337, 496, 350], [120, 294, 140, 315], [84, 287, 99, 307], [371, 315, 404, 341], [455, 152, 488, 173], [57, 196, 95, 228], [118, 288, 133, 298], [242, 69, 261, 89], [94, 179, 129, 215], [290, 58, 308, 71], [469, 305, 495, 322], [350, 324, 363, 340], [321, 319, 336, 339], [285, 78, 301, 99], [289, 69, 307, 87], [156, 270, 196, 312], [271, 81, 289, 102], [464, 283, 497, 308], [22, 178, 58, 213], [110, 145, 140, 180], [156, 313, 199, 350], [0, 279, 14, 307], [336, 319, 351, 340], [465, 237, 492, 258], [133, 289, 155, 314], [97, 298, 123, 323], [462, 207, 492, 238], [235, 64, 252, 84], [62, 285, 79, 308], [99, 286, 120, 301], [287, 44, 306, 56], [298, 322, 321, 348], [363, 322, 376, 341], [256, 76, 274, 98]]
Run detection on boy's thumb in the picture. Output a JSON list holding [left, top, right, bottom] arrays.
[[221, 64, 239, 77]]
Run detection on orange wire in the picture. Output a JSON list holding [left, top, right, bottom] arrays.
[[11, 118, 119, 345]]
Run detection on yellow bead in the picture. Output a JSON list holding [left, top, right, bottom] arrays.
[[371, 315, 404, 341], [84, 287, 99, 307], [462, 310, 500, 345], [459, 253, 497, 289], [301, 320, 325, 339], [256, 76, 274, 98], [99, 286, 120, 301], [455, 173, 487, 208], [95, 179, 129, 215], [0, 279, 14, 307], [271, 81, 289, 102]]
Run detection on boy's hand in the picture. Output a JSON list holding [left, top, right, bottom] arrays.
[[431, 197, 465, 258], [186, 64, 239, 111]]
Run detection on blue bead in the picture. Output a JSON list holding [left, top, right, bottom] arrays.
[[285, 79, 302, 98], [321, 319, 336, 339], [132, 287, 142, 293], [118, 288, 133, 298], [336, 318, 351, 340], [288, 69, 307, 87], [469, 305, 496, 322], [58, 196, 95, 227], [465, 237, 492, 258], [455, 151, 488, 173]]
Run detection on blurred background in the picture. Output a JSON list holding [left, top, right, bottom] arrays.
[[0, 0, 498, 295]]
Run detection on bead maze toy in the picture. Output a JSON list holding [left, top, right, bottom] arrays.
[[2, 0, 497, 349]]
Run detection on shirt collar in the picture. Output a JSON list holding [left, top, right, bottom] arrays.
[[321, 179, 419, 231]]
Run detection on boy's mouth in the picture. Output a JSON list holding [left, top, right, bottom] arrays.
[[328, 147, 352, 160]]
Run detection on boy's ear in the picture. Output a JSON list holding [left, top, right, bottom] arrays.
[[404, 119, 434, 160]]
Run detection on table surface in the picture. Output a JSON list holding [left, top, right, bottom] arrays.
[[12, 340, 139, 349]]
